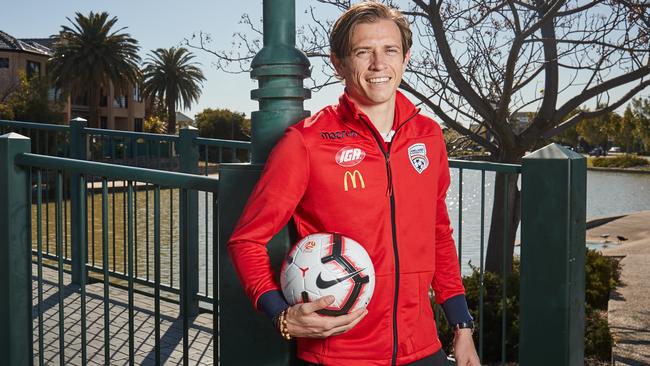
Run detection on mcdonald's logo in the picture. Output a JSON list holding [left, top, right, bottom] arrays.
[[344, 170, 365, 191]]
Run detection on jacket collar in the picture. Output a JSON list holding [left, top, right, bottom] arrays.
[[335, 89, 419, 131]]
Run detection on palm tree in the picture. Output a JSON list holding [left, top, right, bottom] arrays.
[[142, 47, 205, 133], [49, 12, 141, 128]]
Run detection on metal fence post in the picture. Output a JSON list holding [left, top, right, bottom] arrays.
[[70, 118, 87, 285], [178, 126, 199, 317], [249, 0, 311, 164], [219, 0, 310, 364], [0, 133, 32, 366], [519, 143, 586, 365]]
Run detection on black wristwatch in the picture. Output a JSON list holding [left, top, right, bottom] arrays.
[[451, 320, 475, 333]]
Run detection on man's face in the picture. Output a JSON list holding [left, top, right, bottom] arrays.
[[331, 19, 410, 109]]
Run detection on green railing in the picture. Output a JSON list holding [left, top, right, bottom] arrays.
[[446, 159, 521, 364], [0, 119, 252, 168], [0, 119, 250, 306], [1, 130, 586, 365], [2, 132, 218, 365]]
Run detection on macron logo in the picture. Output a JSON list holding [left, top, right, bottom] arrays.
[[336, 146, 366, 167]]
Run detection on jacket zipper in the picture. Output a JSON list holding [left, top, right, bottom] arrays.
[[360, 111, 418, 365]]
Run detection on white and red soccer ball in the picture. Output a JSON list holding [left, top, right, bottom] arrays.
[[280, 232, 375, 316]]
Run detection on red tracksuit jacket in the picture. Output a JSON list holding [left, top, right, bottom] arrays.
[[228, 91, 466, 365]]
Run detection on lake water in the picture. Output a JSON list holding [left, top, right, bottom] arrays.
[[34, 169, 650, 286], [585, 170, 650, 218], [446, 169, 650, 273]]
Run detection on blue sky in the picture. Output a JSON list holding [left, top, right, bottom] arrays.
[[1, 0, 343, 119], [2, 1, 645, 124]]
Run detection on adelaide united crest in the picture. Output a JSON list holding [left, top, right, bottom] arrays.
[[408, 143, 429, 174]]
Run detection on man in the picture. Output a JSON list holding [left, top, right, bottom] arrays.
[[228, 2, 480, 365]]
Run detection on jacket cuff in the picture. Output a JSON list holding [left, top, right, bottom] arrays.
[[441, 294, 473, 326], [257, 290, 290, 320]]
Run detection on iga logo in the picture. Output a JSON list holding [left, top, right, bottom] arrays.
[[336, 146, 366, 167]]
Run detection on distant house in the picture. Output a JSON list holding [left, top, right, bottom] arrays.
[[0, 30, 145, 131], [176, 111, 194, 129], [469, 122, 492, 142], [0, 30, 65, 111], [510, 112, 533, 134]]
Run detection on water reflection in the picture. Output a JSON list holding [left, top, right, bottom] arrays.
[[32, 169, 649, 283], [32, 185, 215, 296]]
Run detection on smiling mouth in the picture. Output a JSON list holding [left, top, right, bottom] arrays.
[[367, 77, 391, 84]]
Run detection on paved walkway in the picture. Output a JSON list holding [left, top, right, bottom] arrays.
[[587, 211, 650, 365], [32, 264, 214, 365]]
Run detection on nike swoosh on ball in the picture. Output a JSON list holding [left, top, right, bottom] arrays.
[[316, 268, 365, 289]]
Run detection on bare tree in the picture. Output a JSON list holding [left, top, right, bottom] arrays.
[[185, 0, 650, 273]]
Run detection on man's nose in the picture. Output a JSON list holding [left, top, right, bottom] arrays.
[[369, 52, 388, 70]]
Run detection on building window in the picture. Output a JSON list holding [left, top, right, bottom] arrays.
[[134, 118, 143, 132], [0, 58, 8, 68], [47, 88, 62, 102], [73, 92, 88, 106], [113, 95, 128, 108], [100, 117, 108, 129], [100, 87, 108, 107], [26, 60, 41, 79], [133, 85, 143, 103]]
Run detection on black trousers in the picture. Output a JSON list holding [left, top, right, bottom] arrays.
[[298, 348, 448, 366]]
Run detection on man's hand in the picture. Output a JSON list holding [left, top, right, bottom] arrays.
[[284, 295, 368, 338], [453, 329, 480, 366]]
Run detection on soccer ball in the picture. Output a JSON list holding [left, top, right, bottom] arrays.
[[280, 232, 375, 316]]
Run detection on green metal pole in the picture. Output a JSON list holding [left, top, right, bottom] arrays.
[[0, 133, 32, 366], [70, 117, 88, 285], [249, 0, 311, 163], [519, 144, 586, 365], [178, 126, 200, 317], [219, 0, 310, 364]]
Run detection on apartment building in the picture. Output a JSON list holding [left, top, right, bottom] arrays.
[[0, 30, 144, 131], [0, 30, 59, 103]]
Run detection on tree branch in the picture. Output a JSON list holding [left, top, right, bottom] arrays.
[[557, 65, 650, 118], [400, 80, 498, 155], [543, 78, 650, 138]]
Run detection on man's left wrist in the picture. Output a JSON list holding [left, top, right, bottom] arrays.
[[451, 320, 475, 335]]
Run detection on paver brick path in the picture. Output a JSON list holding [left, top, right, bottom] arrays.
[[32, 264, 214, 365], [588, 211, 650, 365]]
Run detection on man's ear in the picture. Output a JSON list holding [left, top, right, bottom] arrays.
[[330, 53, 344, 80], [403, 49, 411, 72]]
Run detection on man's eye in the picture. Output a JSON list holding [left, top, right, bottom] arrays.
[[387, 48, 399, 55], [356, 50, 370, 57]]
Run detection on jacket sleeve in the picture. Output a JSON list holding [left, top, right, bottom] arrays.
[[431, 131, 467, 305], [227, 127, 310, 311]]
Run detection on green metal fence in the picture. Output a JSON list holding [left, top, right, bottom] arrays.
[[446, 159, 521, 364], [3, 132, 218, 365], [1, 119, 250, 306], [0, 119, 252, 168], [0, 129, 586, 365]]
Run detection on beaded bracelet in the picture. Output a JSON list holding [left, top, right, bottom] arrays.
[[279, 309, 292, 340]]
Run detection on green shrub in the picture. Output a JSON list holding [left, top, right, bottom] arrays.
[[435, 260, 521, 363], [0, 103, 15, 120], [585, 307, 613, 360], [436, 251, 620, 363], [592, 154, 648, 168], [585, 249, 621, 309]]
